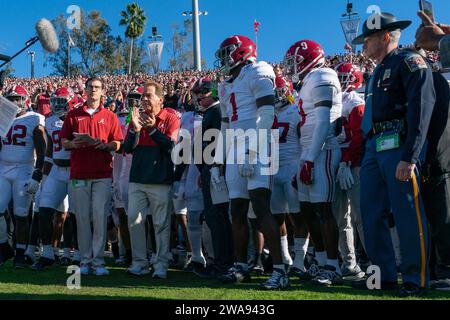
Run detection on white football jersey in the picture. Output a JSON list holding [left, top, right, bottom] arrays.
[[297, 67, 342, 156], [177, 111, 203, 178], [118, 115, 129, 138], [341, 90, 365, 119], [113, 115, 132, 181], [0, 112, 45, 164], [45, 115, 71, 160], [218, 61, 275, 128], [337, 90, 365, 148], [275, 104, 302, 166]]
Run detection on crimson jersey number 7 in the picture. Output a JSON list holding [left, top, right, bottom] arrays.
[[277, 122, 289, 143]]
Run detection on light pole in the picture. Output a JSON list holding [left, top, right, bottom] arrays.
[[27, 51, 35, 79], [182, 0, 208, 71]]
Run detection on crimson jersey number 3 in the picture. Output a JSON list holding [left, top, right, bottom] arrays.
[[2, 125, 27, 146]]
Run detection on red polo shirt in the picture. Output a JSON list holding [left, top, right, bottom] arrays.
[[128, 107, 179, 146], [60, 103, 123, 179]]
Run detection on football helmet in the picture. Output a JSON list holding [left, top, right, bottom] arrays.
[[283, 40, 325, 84], [50, 87, 75, 118], [214, 35, 257, 76], [334, 62, 363, 92], [191, 77, 217, 111], [274, 75, 295, 109], [6, 85, 30, 114], [119, 86, 143, 115]]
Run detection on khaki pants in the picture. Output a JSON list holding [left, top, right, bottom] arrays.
[[128, 183, 171, 270], [332, 168, 365, 270], [69, 178, 112, 267]]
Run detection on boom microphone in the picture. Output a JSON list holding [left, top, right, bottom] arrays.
[[35, 18, 59, 53], [0, 18, 60, 68]]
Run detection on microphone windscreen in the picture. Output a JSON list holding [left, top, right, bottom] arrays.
[[35, 19, 59, 53]]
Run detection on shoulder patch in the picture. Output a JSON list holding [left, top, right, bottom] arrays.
[[404, 54, 427, 72]]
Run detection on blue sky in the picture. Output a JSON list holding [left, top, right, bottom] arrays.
[[1, 0, 449, 77]]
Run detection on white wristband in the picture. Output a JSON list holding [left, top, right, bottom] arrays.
[[44, 157, 54, 164]]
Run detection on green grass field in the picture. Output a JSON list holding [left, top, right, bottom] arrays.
[[1, 258, 450, 300]]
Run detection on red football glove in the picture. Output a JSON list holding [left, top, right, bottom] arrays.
[[291, 174, 298, 190], [300, 161, 314, 185]]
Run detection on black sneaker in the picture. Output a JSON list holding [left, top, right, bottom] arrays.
[[31, 256, 55, 271], [14, 252, 32, 269], [71, 259, 81, 266], [313, 265, 344, 286], [399, 282, 426, 297], [260, 268, 290, 290], [430, 278, 450, 291], [192, 261, 216, 279], [290, 266, 310, 280], [182, 255, 193, 272], [59, 257, 72, 266], [304, 252, 315, 270], [0, 243, 14, 266], [251, 262, 265, 275], [341, 265, 366, 280], [218, 265, 251, 284]]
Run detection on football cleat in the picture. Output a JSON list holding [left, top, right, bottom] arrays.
[[218, 265, 251, 284], [313, 265, 344, 286], [13, 252, 33, 269], [290, 266, 311, 280], [260, 268, 290, 290], [31, 256, 55, 271], [59, 257, 72, 266], [0, 243, 14, 266]]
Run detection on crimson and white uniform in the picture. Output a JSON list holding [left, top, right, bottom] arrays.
[[173, 111, 204, 214], [219, 61, 275, 199], [333, 90, 366, 269], [271, 104, 302, 214], [112, 115, 132, 210], [296, 67, 342, 203], [39, 115, 71, 211], [0, 112, 45, 217], [338, 91, 365, 165]]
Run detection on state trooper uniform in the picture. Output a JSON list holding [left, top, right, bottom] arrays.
[[352, 13, 436, 293]]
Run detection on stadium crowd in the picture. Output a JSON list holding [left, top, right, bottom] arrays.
[[0, 9, 450, 298]]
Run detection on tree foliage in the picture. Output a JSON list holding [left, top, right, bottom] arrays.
[[119, 2, 147, 74], [167, 20, 194, 71], [45, 10, 148, 76], [166, 19, 208, 71]]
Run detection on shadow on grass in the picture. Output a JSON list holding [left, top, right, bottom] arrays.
[[0, 260, 449, 300]]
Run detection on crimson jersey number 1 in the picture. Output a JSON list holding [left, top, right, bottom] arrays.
[[2, 125, 27, 146], [230, 93, 238, 121]]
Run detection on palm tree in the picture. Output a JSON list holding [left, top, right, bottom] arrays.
[[119, 2, 147, 74]]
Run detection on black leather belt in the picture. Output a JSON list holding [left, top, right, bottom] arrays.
[[372, 119, 405, 135]]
